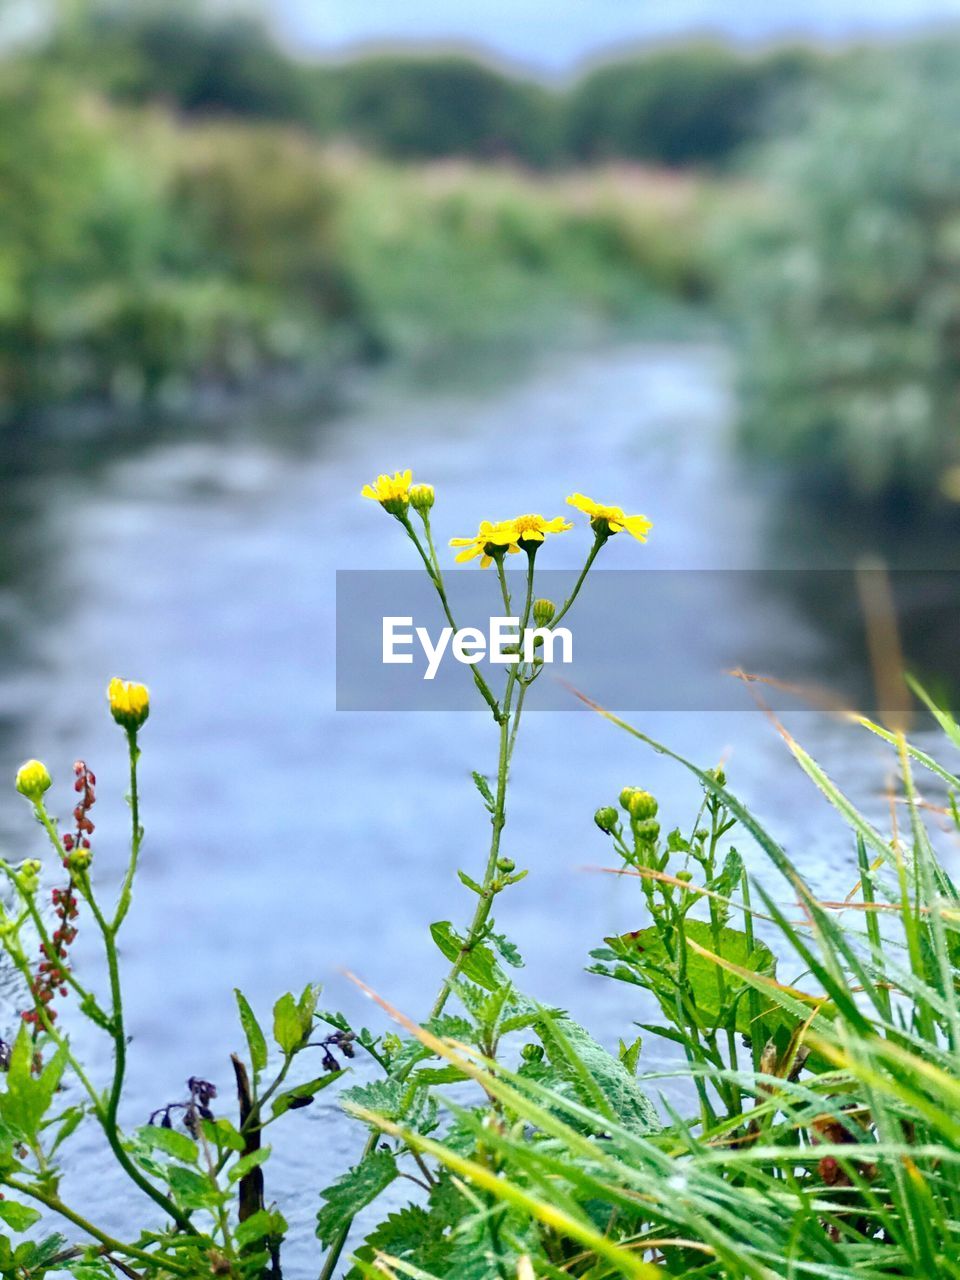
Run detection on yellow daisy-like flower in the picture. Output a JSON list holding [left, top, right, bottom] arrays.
[[108, 678, 150, 732], [507, 513, 572, 546], [566, 493, 652, 542], [449, 520, 521, 568], [361, 470, 413, 516]]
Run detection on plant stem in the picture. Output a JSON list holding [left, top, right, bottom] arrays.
[[549, 532, 604, 630]]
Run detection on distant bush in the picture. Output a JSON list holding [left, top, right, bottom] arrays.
[[721, 49, 960, 503]]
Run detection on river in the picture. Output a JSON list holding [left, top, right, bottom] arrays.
[[0, 340, 953, 1273]]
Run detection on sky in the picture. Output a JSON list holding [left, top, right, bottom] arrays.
[[277, 0, 960, 74]]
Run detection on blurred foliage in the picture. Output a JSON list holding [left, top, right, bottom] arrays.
[[721, 46, 960, 504]]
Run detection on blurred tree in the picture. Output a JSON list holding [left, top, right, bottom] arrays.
[[565, 43, 819, 168]]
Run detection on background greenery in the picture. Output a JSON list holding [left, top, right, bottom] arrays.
[[7, 0, 960, 508]]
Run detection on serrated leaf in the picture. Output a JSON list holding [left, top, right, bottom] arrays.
[[167, 1164, 218, 1209], [430, 921, 501, 991], [471, 771, 495, 813], [236, 989, 268, 1076], [316, 1150, 397, 1246], [235, 1208, 287, 1249]]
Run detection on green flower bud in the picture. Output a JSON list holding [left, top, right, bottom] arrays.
[[15, 759, 51, 803], [108, 678, 150, 732], [626, 790, 658, 821], [496, 857, 516, 873], [532, 598, 556, 627], [694, 828, 709, 842], [633, 818, 660, 843], [16, 860, 42, 896], [594, 806, 619, 834], [409, 483, 435, 515], [676, 869, 694, 883], [618, 786, 638, 811], [68, 847, 93, 873], [520, 1043, 544, 1063]]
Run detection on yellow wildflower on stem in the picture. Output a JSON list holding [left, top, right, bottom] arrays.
[[449, 520, 522, 569], [361, 469, 413, 517], [108, 678, 150, 732], [566, 493, 653, 543]]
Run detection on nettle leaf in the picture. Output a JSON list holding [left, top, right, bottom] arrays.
[[236, 989, 268, 1076], [535, 1013, 661, 1136], [273, 992, 304, 1055], [341, 1079, 404, 1123], [430, 922, 502, 991], [316, 1150, 398, 1247], [272, 1070, 344, 1117], [0, 1201, 41, 1232], [608, 920, 778, 1034], [298, 983, 321, 1032], [138, 1124, 199, 1165]]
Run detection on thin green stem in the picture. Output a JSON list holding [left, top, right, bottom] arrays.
[[549, 532, 605, 630], [114, 727, 142, 931]]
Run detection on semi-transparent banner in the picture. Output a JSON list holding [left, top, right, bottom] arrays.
[[335, 569, 959, 712]]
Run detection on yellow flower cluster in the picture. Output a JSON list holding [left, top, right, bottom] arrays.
[[450, 514, 571, 567], [108, 678, 150, 732]]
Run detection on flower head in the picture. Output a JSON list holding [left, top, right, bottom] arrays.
[[566, 494, 652, 543], [361, 470, 413, 517], [449, 520, 522, 568], [15, 760, 51, 803], [450, 514, 570, 567], [108, 678, 150, 732]]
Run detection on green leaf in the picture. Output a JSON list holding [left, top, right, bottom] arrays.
[[490, 931, 524, 968], [535, 1012, 661, 1136], [297, 983, 322, 1036], [167, 1164, 219, 1210], [273, 992, 304, 1055], [1, 1028, 66, 1143], [430, 921, 501, 991], [272, 1070, 344, 1117], [607, 920, 777, 1034], [236, 989, 268, 1076], [228, 1147, 271, 1183], [316, 1150, 398, 1246], [471, 771, 495, 813], [138, 1124, 199, 1165], [235, 1208, 287, 1249], [0, 1201, 40, 1232]]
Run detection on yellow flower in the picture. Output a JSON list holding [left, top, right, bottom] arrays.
[[450, 514, 570, 567], [15, 759, 51, 803], [108, 678, 150, 732], [507, 513, 572, 547], [566, 493, 652, 542], [361, 469, 413, 516], [449, 520, 522, 568]]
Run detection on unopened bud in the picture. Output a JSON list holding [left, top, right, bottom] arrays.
[[626, 790, 658, 821], [496, 857, 515, 873], [676, 869, 694, 883], [15, 760, 51, 804], [68, 847, 93, 873], [633, 818, 660, 843], [16, 860, 42, 896], [108, 678, 150, 732], [594, 806, 619, 834], [409, 483, 435, 515], [532, 598, 556, 627], [520, 1043, 544, 1063]]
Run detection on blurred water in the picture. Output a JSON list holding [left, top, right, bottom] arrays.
[[0, 341, 954, 1272]]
